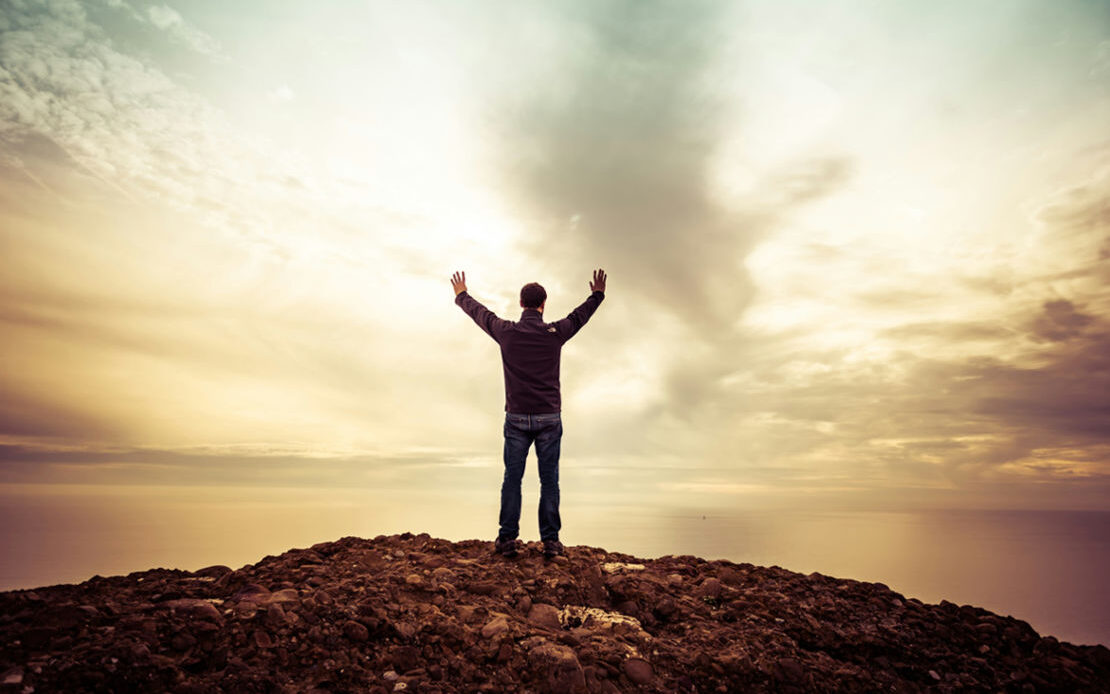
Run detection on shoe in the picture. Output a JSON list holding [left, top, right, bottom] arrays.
[[542, 539, 564, 559], [494, 536, 520, 558]]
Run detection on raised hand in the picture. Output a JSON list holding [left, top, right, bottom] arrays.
[[589, 268, 607, 294], [451, 270, 467, 296]]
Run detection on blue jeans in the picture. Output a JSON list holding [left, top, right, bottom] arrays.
[[500, 412, 562, 542]]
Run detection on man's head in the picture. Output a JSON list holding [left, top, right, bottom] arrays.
[[520, 282, 547, 311]]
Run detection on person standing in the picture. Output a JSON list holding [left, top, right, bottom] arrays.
[[451, 269, 606, 559]]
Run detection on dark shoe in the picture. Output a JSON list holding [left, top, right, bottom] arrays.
[[542, 539, 564, 560], [494, 536, 520, 558]]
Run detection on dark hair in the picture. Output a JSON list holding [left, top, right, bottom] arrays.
[[520, 282, 547, 309]]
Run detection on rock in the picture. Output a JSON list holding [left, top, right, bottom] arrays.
[[267, 588, 299, 604], [234, 583, 269, 600], [165, 598, 224, 624], [194, 565, 232, 579], [456, 605, 477, 623], [2, 667, 23, 685], [171, 632, 197, 651], [481, 615, 510, 639], [253, 629, 273, 648], [696, 577, 722, 599], [623, 657, 653, 685], [264, 603, 286, 627], [466, 580, 500, 596], [559, 606, 651, 642], [343, 620, 369, 642], [528, 603, 562, 630], [774, 657, 805, 684], [601, 562, 645, 574], [654, 596, 677, 620], [392, 620, 417, 640], [386, 645, 420, 672], [531, 641, 587, 693]]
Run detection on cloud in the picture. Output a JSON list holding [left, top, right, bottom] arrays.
[[557, 135, 1110, 507], [484, 0, 857, 455], [1031, 164, 1110, 261], [880, 321, 1013, 343], [495, 1, 852, 337], [1030, 299, 1095, 342], [1, 0, 1108, 513], [141, 2, 224, 59], [0, 386, 125, 442], [0, 442, 491, 490], [705, 156, 1110, 497], [0, 0, 295, 243]]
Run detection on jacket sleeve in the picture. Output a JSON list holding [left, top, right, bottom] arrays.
[[454, 291, 511, 343], [552, 291, 605, 343]]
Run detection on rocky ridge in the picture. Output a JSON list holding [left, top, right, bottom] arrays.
[[1, 532, 1108, 693]]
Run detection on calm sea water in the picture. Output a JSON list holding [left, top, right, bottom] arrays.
[[1, 486, 1107, 647]]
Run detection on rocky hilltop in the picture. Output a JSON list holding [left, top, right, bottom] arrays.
[[1, 533, 1107, 693]]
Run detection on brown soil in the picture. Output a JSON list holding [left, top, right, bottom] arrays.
[[1, 532, 1107, 693]]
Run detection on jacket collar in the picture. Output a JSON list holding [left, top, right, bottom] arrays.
[[520, 308, 544, 321]]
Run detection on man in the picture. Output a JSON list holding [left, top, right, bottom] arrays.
[[451, 268, 606, 560]]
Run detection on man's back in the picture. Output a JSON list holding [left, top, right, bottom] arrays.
[[454, 286, 604, 413]]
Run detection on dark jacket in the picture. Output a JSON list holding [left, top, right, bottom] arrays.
[[455, 289, 605, 414]]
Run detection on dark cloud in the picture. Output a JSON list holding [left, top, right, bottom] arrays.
[[1030, 299, 1094, 342], [965, 329, 1110, 442], [497, 0, 851, 337]]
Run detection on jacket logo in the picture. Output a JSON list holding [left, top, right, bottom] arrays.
[[547, 327, 556, 333]]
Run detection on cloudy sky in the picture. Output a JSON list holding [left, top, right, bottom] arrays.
[[2, 0, 1109, 521]]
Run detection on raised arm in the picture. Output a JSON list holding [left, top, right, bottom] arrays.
[[552, 268, 606, 343], [452, 270, 511, 343]]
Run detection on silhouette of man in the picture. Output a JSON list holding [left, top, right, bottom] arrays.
[[451, 269, 606, 559]]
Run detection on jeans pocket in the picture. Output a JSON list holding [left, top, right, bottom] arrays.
[[506, 414, 529, 429]]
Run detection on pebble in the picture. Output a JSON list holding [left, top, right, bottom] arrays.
[[528, 603, 562, 630], [343, 620, 369, 642], [623, 657, 653, 684], [696, 577, 722, 599], [481, 615, 509, 639]]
